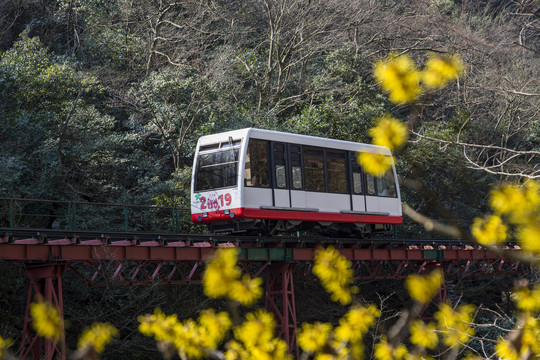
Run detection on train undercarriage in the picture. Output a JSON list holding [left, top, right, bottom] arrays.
[[209, 219, 393, 238]]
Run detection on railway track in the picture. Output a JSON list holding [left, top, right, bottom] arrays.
[[0, 227, 474, 248]]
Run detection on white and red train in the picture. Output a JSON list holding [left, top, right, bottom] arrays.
[[190, 128, 402, 236]]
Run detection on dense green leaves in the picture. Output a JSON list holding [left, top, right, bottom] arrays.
[[0, 1, 538, 359], [0, 0, 537, 213]]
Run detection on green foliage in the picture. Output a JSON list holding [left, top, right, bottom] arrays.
[[1, 29, 99, 112], [0, 1, 538, 356], [401, 124, 495, 224]]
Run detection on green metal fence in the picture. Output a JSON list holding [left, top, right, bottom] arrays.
[[0, 198, 190, 233]]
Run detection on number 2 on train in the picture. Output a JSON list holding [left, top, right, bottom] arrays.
[[200, 193, 232, 210]]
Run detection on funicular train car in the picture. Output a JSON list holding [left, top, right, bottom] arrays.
[[191, 128, 402, 236]]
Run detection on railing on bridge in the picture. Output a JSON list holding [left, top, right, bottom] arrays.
[[0, 197, 475, 240], [0, 198, 526, 360], [0, 198, 192, 234]]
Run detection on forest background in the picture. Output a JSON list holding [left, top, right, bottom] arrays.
[[0, 0, 538, 358]]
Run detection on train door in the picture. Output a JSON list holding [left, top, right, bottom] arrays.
[[365, 173, 379, 213], [350, 155, 367, 212], [244, 139, 273, 209], [365, 168, 398, 215], [289, 145, 306, 208], [272, 142, 290, 207]]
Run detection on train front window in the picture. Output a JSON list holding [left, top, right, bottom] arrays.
[[195, 148, 239, 191], [245, 139, 270, 188], [376, 171, 397, 197], [366, 173, 377, 195]]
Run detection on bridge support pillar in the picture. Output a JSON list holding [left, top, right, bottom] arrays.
[[265, 262, 298, 356], [20, 264, 66, 360]]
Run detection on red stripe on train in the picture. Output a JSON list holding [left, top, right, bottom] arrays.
[[192, 207, 402, 225]]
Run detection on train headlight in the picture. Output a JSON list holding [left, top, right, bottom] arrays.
[[203, 213, 209, 218], [224, 209, 230, 215]]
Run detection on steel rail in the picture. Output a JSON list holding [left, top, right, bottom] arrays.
[[0, 227, 476, 247]]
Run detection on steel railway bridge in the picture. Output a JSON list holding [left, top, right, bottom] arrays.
[[0, 198, 529, 360]]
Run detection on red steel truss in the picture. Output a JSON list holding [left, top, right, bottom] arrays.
[[20, 264, 66, 360], [0, 231, 529, 360], [265, 263, 299, 355]]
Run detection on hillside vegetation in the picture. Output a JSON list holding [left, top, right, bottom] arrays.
[[0, 0, 537, 220], [0, 1, 539, 358]]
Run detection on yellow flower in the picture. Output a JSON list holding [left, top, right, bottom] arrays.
[[409, 320, 438, 350], [489, 181, 540, 223], [203, 248, 242, 299], [435, 303, 475, 347], [357, 152, 394, 177], [461, 352, 483, 360], [313, 246, 357, 305], [77, 322, 118, 353], [494, 315, 540, 360], [422, 53, 464, 89], [471, 215, 508, 246], [495, 340, 519, 360], [139, 308, 232, 359], [173, 319, 206, 359], [374, 336, 408, 360], [198, 309, 232, 350], [369, 114, 408, 150], [202, 248, 263, 305], [298, 322, 333, 353], [0, 336, 12, 359], [405, 269, 443, 304], [225, 340, 250, 360], [30, 300, 62, 340], [229, 275, 263, 306], [521, 315, 540, 354], [138, 308, 179, 344], [349, 342, 364, 360], [229, 310, 292, 360], [518, 222, 540, 255], [513, 284, 540, 313], [335, 304, 380, 343], [234, 310, 276, 349], [374, 53, 422, 104], [405, 354, 435, 360]]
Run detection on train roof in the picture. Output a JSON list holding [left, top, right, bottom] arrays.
[[196, 128, 392, 155]]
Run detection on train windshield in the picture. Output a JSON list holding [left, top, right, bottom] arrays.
[[195, 146, 240, 191]]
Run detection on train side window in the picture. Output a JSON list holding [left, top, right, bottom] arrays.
[[377, 170, 397, 197], [244, 139, 270, 188], [290, 145, 303, 189], [350, 155, 363, 194], [326, 150, 347, 193], [273, 143, 287, 189], [366, 173, 377, 196], [304, 147, 325, 192]]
